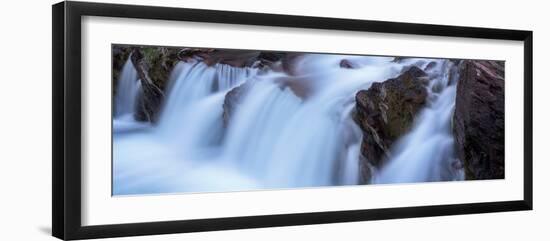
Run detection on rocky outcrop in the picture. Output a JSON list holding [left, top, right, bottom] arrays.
[[135, 47, 181, 91], [340, 59, 359, 69], [222, 82, 251, 127], [453, 60, 505, 180], [130, 48, 166, 122], [354, 66, 429, 180]]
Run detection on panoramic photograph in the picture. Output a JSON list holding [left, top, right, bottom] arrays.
[[112, 44, 505, 196]]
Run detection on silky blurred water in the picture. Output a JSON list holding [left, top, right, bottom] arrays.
[[112, 54, 462, 195]]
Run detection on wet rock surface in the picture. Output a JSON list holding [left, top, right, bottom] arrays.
[[453, 60, 505, 180], [130, 48, 166, 122], [354, 66, 430, 181]]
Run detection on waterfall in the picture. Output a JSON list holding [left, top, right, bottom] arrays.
[[113, 57, 149, 133], [113, 54, 462, 195], [114, 57, 140, 118], [222, 79, 303, 173], [338, 102, 362, 185], [158, 60, 257, 135], [219, 55, 410, 188], [373, 60, 464, 184]]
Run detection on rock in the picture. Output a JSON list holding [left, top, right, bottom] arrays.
[[254, 52, 287, 71], [179, 48, 261, 67], [137, 47, 181, 91], [340, 59, 359, 69], [358, 155, 373, 184], [424, 61, 437, 71], [392, 56, 410, 63], [178, 49, 291, 71], [453, 60, 505, 180], [281, 53, 305, 75], [258, 52, 286, 62], [177, 48, 215, 61], [211, 50, 261, 67], [222, 82, 252, 127], [130, 48, 166, 122], [275, 76, 317, 99], [354, 66, 429, 180]]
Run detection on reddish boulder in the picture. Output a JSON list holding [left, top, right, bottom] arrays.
[[453, 60, 505, 180]]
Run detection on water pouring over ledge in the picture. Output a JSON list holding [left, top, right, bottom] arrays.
[[112, 57, 149, 133], [112, 53, 464, 195]]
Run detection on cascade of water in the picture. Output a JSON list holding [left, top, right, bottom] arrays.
[[158, 60, 257, 132], [114, 60, 260, 194], [373, 60, 464, 184], [221, 55, 407, 188], [222, 78, 303, 172], [114, 57, 140, 118], [113, 57, 151, 133], [337, 102, 363, 185], [113, 54, 462, 195]]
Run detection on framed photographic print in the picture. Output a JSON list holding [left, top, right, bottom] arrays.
[[52, 1, 533, 240]]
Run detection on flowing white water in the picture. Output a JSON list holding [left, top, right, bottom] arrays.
[[338, 103, 363, 185], [373, 60, 464, 184], [114, 57, 140, 117], [113, 57, 149, 132], [113, 54, 462, 195], [158, 60, 258, 134]]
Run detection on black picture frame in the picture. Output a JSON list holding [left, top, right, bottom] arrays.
[[52, 1, 533, 240]]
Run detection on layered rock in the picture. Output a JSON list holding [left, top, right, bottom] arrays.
[[453, 60, 505, 180], [353, 66, 429, 181]]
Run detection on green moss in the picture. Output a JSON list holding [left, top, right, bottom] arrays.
[[141, 47, 160, 65], [136, 47, 181, 91]]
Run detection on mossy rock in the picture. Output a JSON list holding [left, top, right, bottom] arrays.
[[138, 47, 181, 91], [354, 66, 429, 171]]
